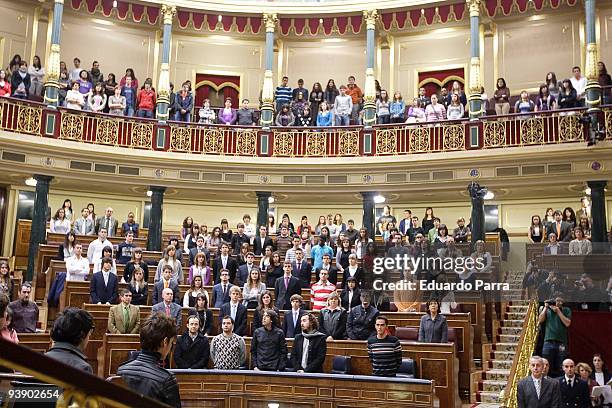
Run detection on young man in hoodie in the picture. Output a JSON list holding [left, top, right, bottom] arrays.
[[136, 81, 157, 119], [291, 313, 327, 373]]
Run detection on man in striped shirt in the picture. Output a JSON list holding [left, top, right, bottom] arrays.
[[274, 76, 292, 113], [367, 315, 402, 377], [310, 270, 336, 311]]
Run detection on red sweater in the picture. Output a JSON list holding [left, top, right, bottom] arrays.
[[137, 89, 156, 111], [0, 81, 11, 97]]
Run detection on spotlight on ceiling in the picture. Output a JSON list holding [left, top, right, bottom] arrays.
[[374, 194, 386, 204]]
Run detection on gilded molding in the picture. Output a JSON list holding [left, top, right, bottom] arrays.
[[46, 43, 61, 82], [261, 70, 274, 104], [54, 0, 64, 4], [467, 0, 481, 17], [363, 9, 378, 31], [363, 67, 377, 102], [585, 42, 598, 81], [468, 56, 481, 95], [263, 12, 278, 33], [161, 4, 177, 25], [157, 62, 171, 99]]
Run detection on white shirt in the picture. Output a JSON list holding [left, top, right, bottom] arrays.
[[66, 255, 90, 282], [50, 219, 71, 234], [93, 258, 117, 275], [221, 255, 228, 268], [570, 76, 587, 96], [102, 270, 111, 286], [292, 310, 299, 327], [244, 223, 256, 239], [595, 372, 605, 386], [88, 238, 111, 263], [231, 302, 237, 320], [66, 89, 84, 110]]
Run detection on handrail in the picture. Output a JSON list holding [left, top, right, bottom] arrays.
[[0, 96, 607, 157], [0, 336, 171, 408], [501, 299, 539, 408]]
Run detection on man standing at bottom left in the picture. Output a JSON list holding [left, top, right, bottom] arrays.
[[118, 313, 181, 407], [517, 355, 560, 408]]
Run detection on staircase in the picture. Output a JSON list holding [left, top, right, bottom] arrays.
[[471, 269, 528, 407]]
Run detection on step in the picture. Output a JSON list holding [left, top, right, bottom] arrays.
[[472, 403, 502, 408], [491, 350, 516, 360], [505, 312, 527, 320], [500, 319, 524, 328], [506, 305, 529, 313], [493, 343, 518, 352], [482, 379, 507, 392], [477, 390, 503, 404], [483, 369, 511, 381], [500, 326, 523, 336], [498, 334, 520, 343], [489, 359, 513, 370]]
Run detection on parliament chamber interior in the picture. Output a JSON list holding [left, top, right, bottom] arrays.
[[0, 0, 611, 406]]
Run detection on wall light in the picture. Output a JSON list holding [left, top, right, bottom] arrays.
[[146, 190, 153, 197], [585, 187, 591, 195], [218, 15, 223, 22], [112, 0, 117, 7], [321, 38, 345, 43], [484, 191, 495, 200], [268, 196, 275, 204], [374, 195, 386, 204], [25, 177, 37, 187]]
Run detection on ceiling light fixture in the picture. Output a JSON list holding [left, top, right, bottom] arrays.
[[25, 177, 37, 187], [374, 194, 386, 204], [112, 0, 117, 8], [146, 190, 153, 197], [484, 191, 495, 200]]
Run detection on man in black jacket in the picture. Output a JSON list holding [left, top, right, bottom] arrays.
[[274, 261, 302, 310], [251, 310, 287, 371], [117, 313, 181, 407], [45, 307, 94, 373], [291, 313, 327, 373], [253, 225, 274, 256], [346, 291, 379, 340], [174, 315, 210, 369]]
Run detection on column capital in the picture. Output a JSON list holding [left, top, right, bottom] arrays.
[[33, 174, 54, 184], [360, 191, 377, 199], [54, 0, 64, 4], [256, 191, 272, 199], [363, 9, 378, 30], [161, 4, 177, 25], [466, 0, 481, 17], [585, 43, 599, 81], [586, 180, 607, 190], [149, 186, 167, 194], [263, 12, 278, 33]]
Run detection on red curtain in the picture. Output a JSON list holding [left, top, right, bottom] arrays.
[[568, 311, 611, 367], [194, 73, 240, 109], [418, 68, 465, 97]]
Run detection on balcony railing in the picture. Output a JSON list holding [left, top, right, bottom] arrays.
[[1, 97, 609, 158]]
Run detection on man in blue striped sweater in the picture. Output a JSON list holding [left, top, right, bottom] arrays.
[[367, 315, 402, 377], [275, 76, 292, 114]]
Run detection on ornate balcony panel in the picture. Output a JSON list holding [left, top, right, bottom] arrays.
[[604, 107, 612, 140], [271, 127, 360, 157], [0, 98, 599, 159]]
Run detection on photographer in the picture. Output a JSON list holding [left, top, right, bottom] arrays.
[[538, 296, 571, 378], [537, 270, 566, 301], [522, 261, 549, 301], [573, 273, 606, 311]]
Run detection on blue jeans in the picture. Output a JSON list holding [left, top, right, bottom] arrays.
[[174, 111, 191, 122], [335, 114, 350, 126], [137, 109, 153, 119], [542, 340, 566, 378], [125, 107, 135, 117]]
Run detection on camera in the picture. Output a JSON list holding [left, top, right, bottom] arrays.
[[546, 299, 556, 306]]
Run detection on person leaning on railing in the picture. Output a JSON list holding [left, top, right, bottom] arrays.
[[494, 77, 510, 115]]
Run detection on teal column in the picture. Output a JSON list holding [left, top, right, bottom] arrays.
[[146, 186, 166, 251], [26, 175, 53, 281], [467, 0, 483, 119], [156, 5, 176, 121], [260, 13, 277, 128], [362, 10, 378, 127], [43, 0, 64, 107], [584, 0, 602, 143]]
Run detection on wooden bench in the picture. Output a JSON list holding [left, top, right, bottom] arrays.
[[100, 334, 458, 407], [17, 332, 51, 353], [534, 254, 612, 282]]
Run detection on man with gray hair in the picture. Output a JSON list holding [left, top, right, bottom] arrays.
[[152, 288, 182, 328], [517, 355, 560, 408], [95, 207, 118, 236]]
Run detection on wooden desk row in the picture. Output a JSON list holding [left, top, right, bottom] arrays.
[[101, 334, 459, 408], [534, 254, 612, 282]]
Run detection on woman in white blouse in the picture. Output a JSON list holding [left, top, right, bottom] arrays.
[[27, 55, 45, 96], [569, 227, 592, 255], [242, 268, 266, 309], [93, 246, 117, 275], [50, 208, 71, 234]]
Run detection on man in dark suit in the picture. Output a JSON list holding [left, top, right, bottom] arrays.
[[212, 243, 238, 284], [230, 223, 251, 255], [212, 269, 233, 308], [173, 315, 210, 369], [219, 286, 247, 336], [253, 225, 274, 256], [274, 261, 301, 310], [236, 253, 256, 287], [282, 294, 305, 338], [151, 288, 183, 328], [95, 207, 119, 236], [90, 257, 119, 304], [292, 248, 312, 288], [152, 266, 179, 305], [558, 359, 590, 408], [398, 209, 412, 236], [315, 254, 338, 285], [517, 355, 560, 408], [546, 210, 572, 242], [188, 236, 210, 266]]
